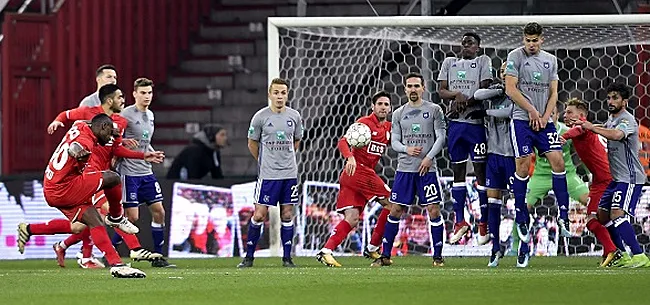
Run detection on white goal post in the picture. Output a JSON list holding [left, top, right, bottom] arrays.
[[267, 15, 650, 257]]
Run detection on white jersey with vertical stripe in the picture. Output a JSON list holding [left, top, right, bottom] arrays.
[[605, 110, 646, 184], [116, 105, 155, 176], [248, 106, 303, 180], [392, 101, 446, 172]]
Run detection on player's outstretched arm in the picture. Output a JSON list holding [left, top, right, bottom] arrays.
[[486, 104, 513, 119], [48, 107, 90, 134], [541, 80, 558, 122], [574, 120, 625, 141], [248, 139, 260, 160], [112, 143, 146, 160]]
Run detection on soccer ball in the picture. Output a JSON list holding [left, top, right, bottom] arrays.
[[345, 122, 372, 148]]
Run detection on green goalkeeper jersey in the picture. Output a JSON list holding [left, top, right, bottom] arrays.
[[533, 122, 577, 175]]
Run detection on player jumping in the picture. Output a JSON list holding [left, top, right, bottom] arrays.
[[238, 78, 302, 268], [572, 83, 650, 268], [504, 22, 572, 267], [371, 73, 447, 267], [437, 32, 492, 243], [316, 90, 393, 268]]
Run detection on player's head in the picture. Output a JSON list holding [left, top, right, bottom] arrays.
[[133, 77, 154, 109], [461, 32, 481, 59], [563, 98, 588, 126], [90, 113, 115, 145], [522, 22, 543, 55], [268, 78, 289, 110], [606, 82, 630, 114], [371, 90, 391, 121], [404, 72, 424, 103], [95, 64, 117, 88], [99, 84, 125, 113], [499, 62, 507, 80]]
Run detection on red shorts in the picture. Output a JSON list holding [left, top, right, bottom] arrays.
[[44, 171, 104, 222], [335, 165, 390, 213], [588, 179, 611, 215]]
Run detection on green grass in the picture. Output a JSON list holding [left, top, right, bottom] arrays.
[[0, 256, 648, 305]]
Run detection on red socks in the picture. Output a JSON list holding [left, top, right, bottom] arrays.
[[29, 219, 72, 235], [89, 226, 121, 266], [324, 220, 353, 251], [586, 218, 617, 254], [370, 208, 390, 247], [116, 228, 141, 249], [104, 184, 124, 219]]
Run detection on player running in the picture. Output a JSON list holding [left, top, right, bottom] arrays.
[[238, 78, 302, 268], [114, 78, 175, 268], [437, 32, 492, 243], [371, 73, 446, 267], [41, 114, 145, 278], [561, 98, 621, 267], [504, 22, 572, 268], [572, 83, 650, 268], [316, 90, 393, 268], [469, 62, 516, 267]]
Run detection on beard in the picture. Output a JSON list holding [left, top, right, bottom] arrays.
[[608, 105, 623, 114], [409, 93, 419, 102]]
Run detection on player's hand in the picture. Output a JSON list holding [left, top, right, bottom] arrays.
[[122, 138, 139, 149], [528, 111, 541, 131], [573, 120, 594, 131], [144, 151, 165, 163], [559, 136, 567, 145], [418, 157, 433, 176], [47, 120, 64, 134], [465, 109, 487, 120], [344, 156, 357, 176], [406, 146, 422, 156]]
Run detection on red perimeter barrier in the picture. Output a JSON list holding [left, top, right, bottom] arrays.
[[2, 0, 210, 174]]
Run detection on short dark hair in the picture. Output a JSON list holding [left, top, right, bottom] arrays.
[[607, 82, 631, 100], [404, 72, 425, 86], [96, 64, 116, 77], [523, 22, 543, 36], [566, 98, 588, 114], [98, 84, 121, 104], [463, 32, 481, 46], [134, 77, 154, 90], [371, 90, 391, 104], [90, 113, 113, 126], [268, 78, 289, 91]]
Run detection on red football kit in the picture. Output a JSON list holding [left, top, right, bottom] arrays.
[[562, 124, 612, 214], [335, 113, 392, 212], [43, 121, 104, 221]]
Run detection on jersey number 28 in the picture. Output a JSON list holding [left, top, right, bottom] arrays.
[[46, 125, 81, 179]]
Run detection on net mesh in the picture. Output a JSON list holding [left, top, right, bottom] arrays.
[[277, 23, 650, 256]]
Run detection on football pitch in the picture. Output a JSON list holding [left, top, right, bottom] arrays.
[[0, 256, 648, 305]]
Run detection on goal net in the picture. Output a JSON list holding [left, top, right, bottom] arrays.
[[268, 15, 650, 257]]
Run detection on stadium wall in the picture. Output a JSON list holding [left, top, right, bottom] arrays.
[[1, 0, 211, 175]]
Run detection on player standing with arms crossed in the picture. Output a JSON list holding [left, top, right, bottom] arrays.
[[115, 78, 175, 268], [316, 90, 393, 268], [372, 73, 446, 267], [504, 22, 571, 268], [469, 62, 516, 267], [572, 83, 650, 268], [437, 33, 492, 243], [561, 98, 621, 267], [238, 78, 302, 268]]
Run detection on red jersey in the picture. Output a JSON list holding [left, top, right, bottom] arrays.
[[562, 125, 611, 184], [44, 121, 97, 190], [55, 106, 143, 170], [337, 113, 391, 169]]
